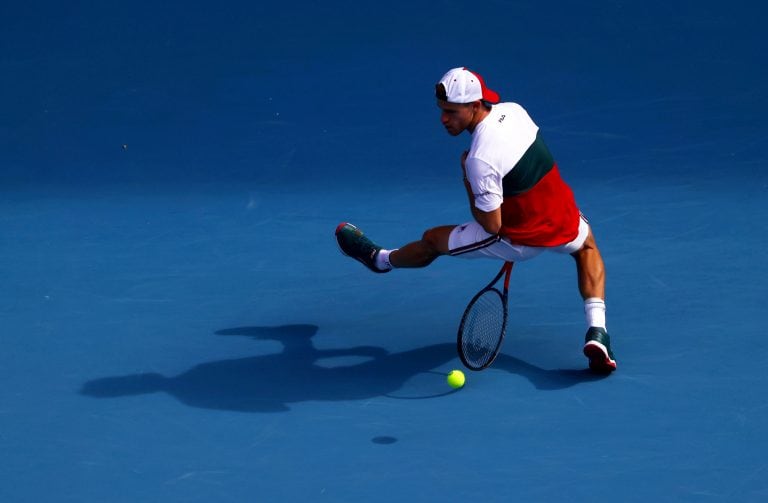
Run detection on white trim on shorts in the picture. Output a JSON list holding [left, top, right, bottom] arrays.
[[448, 214, 591, 262]]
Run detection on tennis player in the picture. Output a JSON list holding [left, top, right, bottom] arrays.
[[336, 67, 616, 373]]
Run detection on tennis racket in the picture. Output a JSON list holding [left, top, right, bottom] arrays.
[[457, 261, 514, 370]]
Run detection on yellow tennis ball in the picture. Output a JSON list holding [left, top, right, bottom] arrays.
[[447, 370, 465, 389]]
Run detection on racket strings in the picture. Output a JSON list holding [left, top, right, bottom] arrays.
[[460, 290, 505, 368]]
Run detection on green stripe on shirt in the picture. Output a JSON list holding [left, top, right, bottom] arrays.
[[501, 131, 555, 196]]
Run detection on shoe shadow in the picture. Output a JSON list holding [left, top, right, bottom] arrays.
[[80, 324, 458, 413], [493, 352, 609, 389]]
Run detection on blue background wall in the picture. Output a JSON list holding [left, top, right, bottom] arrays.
[[3, 1, 765, 186]]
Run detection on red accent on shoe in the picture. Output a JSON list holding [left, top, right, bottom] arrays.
[[583, 343, 617, 372], [335, 222, 350, 235]]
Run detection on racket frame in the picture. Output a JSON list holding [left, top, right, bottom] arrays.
[[457, 261, 514, 370]]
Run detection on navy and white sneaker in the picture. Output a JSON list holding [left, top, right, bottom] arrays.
[[335, 222, 389, 273], [583, 327, 617, 373]]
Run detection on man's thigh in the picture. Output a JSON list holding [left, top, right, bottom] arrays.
[[448, 221, 545, 262]]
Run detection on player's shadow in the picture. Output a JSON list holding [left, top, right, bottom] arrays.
[[80, 324, 607, 412], [80, 324, 458, 413]]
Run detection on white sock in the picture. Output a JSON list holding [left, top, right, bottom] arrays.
[[375, 249, 396, 271], [584, 297, 606, 330]]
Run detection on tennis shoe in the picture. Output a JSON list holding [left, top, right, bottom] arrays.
[[335, 222, 389, 273], [583, 326, 617, 373]]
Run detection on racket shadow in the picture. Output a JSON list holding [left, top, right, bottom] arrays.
[[80, 324, 457, 413], [493, 352, 608, 390]]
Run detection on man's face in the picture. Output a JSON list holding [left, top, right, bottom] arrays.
[[437, 100, 475, 136]]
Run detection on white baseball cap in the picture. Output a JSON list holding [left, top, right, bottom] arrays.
[[436, 67, 500, 104]]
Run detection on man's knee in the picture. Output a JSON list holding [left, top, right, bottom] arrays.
[[422, 227, 442, 249], [422, 226, 453, 255], [572, 229, 598, 257]]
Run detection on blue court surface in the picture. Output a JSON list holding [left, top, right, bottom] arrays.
[[2, 2, 767, 501]]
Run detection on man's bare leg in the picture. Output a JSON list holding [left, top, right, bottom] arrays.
[[389, 225, 456, 268], [571, 229, 605, 300], [571, 229, 616, 372]]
